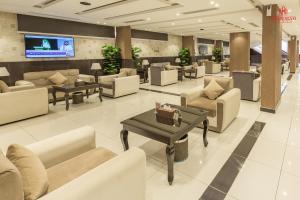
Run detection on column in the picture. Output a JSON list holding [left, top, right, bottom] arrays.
[[261, 4, 282, 113], [288, 36, 297, 73], [297, 40, 299, 69], [182, 36, 196, 62], [116, 26, 133, 67], [229, 32, 250, 72]]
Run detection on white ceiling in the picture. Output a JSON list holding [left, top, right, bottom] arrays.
[[0, 0, 299, 45]]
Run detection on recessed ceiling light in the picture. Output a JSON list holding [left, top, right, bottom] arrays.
[[176, 13, 181, 16], [288, 9, 292, 13], [80, 1, 91, 6], [171, 22, 175, 26], [96, 21, 100, 24], [241, 17, 247, 21], [103, 22, 107, 25], [146, 17, 151, 21], [210, 1, 215, 5], [198, 19, 202, 23], [214, 3, 219, 7], [200, 28, 205, 31]]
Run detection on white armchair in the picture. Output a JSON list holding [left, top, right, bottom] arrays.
[[0, 126, 146, 200], [149, 64, 178, 86], [99, 69, 140, 98], [184, 64, 205, 79], [181, 77, 241, 133]]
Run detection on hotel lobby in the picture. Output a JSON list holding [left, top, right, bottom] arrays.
[[0, 0, 300, 200]]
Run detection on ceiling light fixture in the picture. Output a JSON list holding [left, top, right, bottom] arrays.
[[103, 22, 107, 25], [146, 17, 151, 21], [210, 1, 215, 5], [214, 3, 219, 7], [97, 21, 100, 24], [198, 19, 202, 23], [171, 22, 175, 26], [176, 13, 181, 16], [241, 17, 247, 21], [80, 1, 91, 6]]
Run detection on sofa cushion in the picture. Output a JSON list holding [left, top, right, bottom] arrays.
[[0, 80, 10, 93], [48, 72, 67, 85], [6, 144, 49, 200], [188, 97, 217, 117], [47, 147, 116, 193], [118, 71, 127, 78], [204, 77, 232, 92], [203, 79, 224, 100], [0, 151, 24, 200], [120, 68, 137, 76]]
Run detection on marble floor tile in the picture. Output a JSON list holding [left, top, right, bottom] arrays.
[[276, 172, 300, 200]]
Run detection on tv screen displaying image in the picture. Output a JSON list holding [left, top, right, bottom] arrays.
[[25, 35, 75, 58]]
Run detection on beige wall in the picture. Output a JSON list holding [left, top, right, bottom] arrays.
[[131, 34, 182, 57], [0, 11, 115, 62]]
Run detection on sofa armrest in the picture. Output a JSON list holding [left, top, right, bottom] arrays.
[[15, 80, 35, 86], [39, 148, 146, 200], [27, 126, 96, 169], [161, 70, 178, 86], [253, 77, 261, 101], [78, 74, 95, 83], [217, 88, 241, 132], [114, 75, 140, 97], [99, 74, 118, 83], [9, 84, 36, 92], [181, 86, 203, 106]]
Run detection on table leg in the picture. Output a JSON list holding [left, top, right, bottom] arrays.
[[86, 89, 89, 99], [166, 144, 175, 185], [203, 119, 209, 147], [99, 87, 103, 102], [52, 89, 57, 106], [120, 129, 129, 151], [65, 93, 70, 111]]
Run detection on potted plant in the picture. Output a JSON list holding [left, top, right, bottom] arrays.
[[132, 47, 142, 68], [178, 48, 191, 66], [212, 47, 223, 63], [102, 44, 121, 74]]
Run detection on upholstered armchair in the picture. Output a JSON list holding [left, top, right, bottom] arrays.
[[99, 68, 139, 98], [232, 71, 261, 101], [184, 64, 205, 79], [0, 126, 146, 200], [0, 80, 48, 125], [181, 77, 241, 133], [204, 61, 222, 74], [149, 63, 178, 86]]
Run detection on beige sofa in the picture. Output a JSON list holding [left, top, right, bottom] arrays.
[[99, 68, 140, 98], [23, 69, 95, 100], [0, 126, 146, 200], [181, 77, 241, 133], [0, 82, 48, 125], [204, 61, 222, 74]]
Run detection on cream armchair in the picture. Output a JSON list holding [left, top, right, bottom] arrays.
[[181, 77, 241, 133], [204, 61, 222, 74], [149, 63, 178, 86], [99, 68, 139, 98], [232, 71, 261, 101], [184, 64, 205, 79], [0, 82, 48, 125], [0, 126, 146, 200]]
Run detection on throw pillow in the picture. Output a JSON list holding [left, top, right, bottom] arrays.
[[0, 80, 10, 93], [48, 72, 67, 85], [6, 144, 49, 200], [0, 151, 24, 200], [118, 71, 127, 78], [203, 79, 224, 100]]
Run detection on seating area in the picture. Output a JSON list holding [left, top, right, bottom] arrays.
[[1, 1, 300, 200]]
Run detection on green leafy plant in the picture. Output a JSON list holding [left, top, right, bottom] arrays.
[[178, 48, 191, 66], [132, 47, 142, 68], [101, 44, 121, 74], [212, 47, 223, 63]]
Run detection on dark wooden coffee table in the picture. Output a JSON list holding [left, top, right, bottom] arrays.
[[120, 104, 209, 185], [52, 83, 103, 111]]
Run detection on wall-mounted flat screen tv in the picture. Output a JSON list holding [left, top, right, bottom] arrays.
[[25, 34, 75, 58]]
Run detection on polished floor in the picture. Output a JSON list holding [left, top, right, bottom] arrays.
[[0, 70, 299, 200]]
